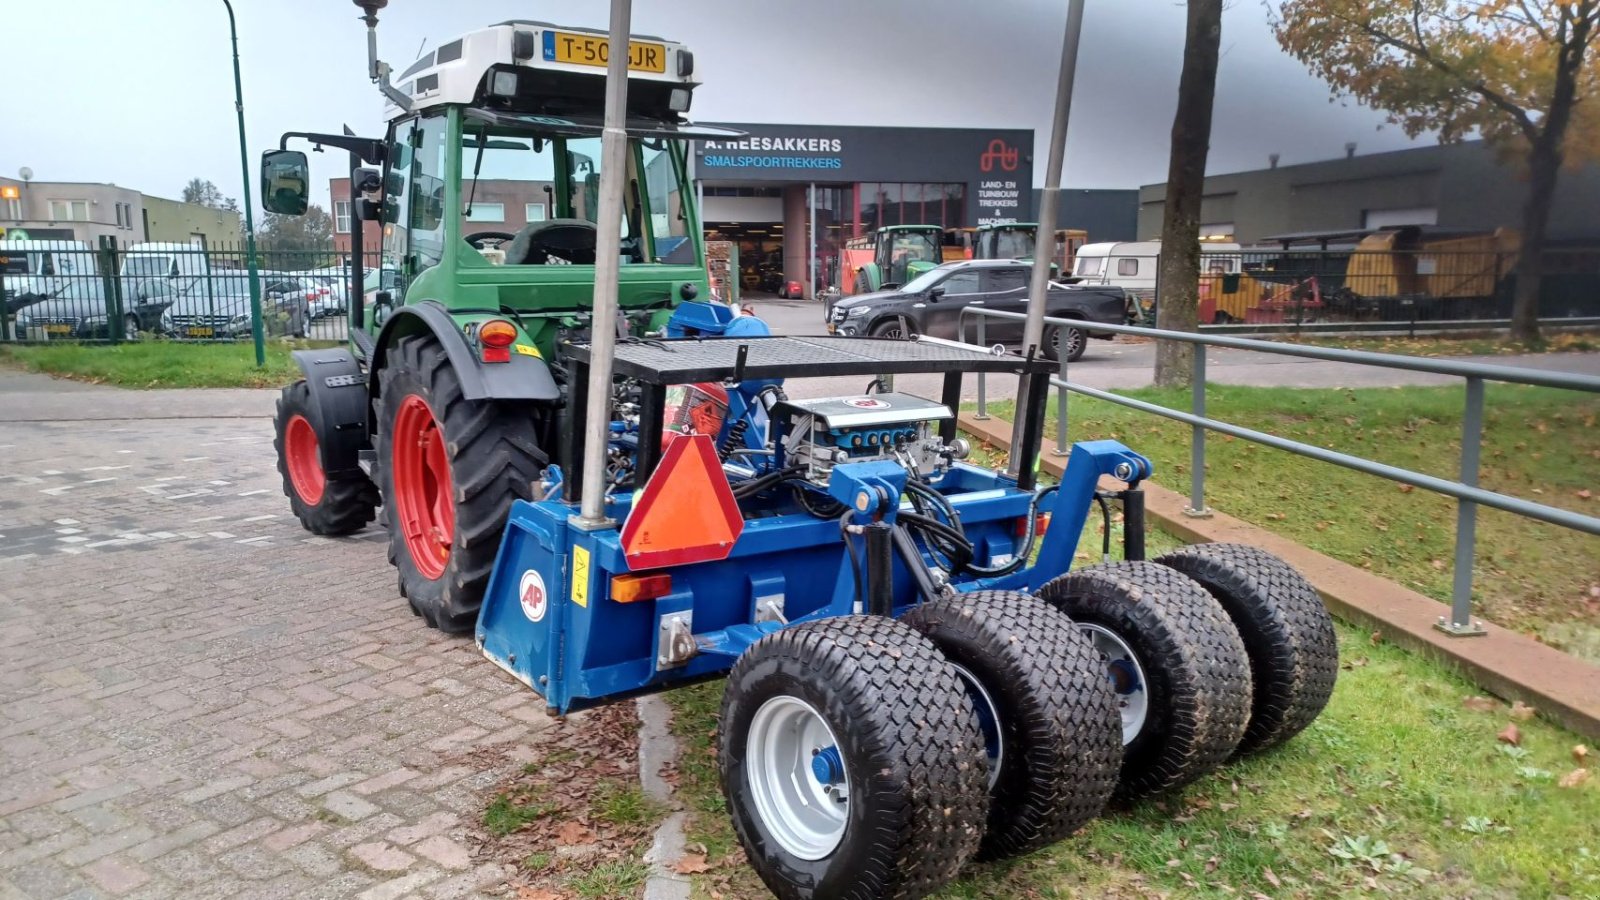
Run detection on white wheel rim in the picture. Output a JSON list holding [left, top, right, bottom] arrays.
[[1079, 623, 1149, 745], [950, 663, 1004, 790], [745, 695, 850, 860]]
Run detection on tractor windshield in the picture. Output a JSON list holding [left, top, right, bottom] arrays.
[[458, 126, 693, 266], [986, 228, 1036, 260]]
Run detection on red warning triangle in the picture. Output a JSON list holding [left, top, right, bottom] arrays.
[[621, 434, 744, 568]]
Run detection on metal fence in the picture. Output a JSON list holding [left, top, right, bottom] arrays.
[[960, 305, 1600, 637], [1090, 247, 1600, 331], [0, 237, 377, 345]]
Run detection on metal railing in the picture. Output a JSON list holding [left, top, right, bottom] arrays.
[[960, 305, 1600, 637]]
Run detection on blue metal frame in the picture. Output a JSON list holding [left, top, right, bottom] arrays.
[[476, 439, 1152, 713]]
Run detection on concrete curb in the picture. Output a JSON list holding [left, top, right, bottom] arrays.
[[959, 411, 1600, 741], [637, 695, 691, 900]]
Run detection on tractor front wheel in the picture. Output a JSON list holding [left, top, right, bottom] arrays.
[[901, 591, 1121, 859], [1037, 561, 1252, 799], [273, 380, 379, 535], [719, 617, 988, 899], [374, 334, 546, 633]]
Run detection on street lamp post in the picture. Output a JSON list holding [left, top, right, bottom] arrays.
[[222, 0, 266, 367]]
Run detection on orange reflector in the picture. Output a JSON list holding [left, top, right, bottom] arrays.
[[611, 572, 672, 603], [479, 319, 518, 348], [621, 434, 743, 568], [1015, 513, 1051, 537]]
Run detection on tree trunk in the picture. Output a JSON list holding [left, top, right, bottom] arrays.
[[1511, 142, 1558, 343], [1154, 0, 1224, 388]]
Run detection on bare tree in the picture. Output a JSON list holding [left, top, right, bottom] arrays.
[[1154, 0, 1225, 388]]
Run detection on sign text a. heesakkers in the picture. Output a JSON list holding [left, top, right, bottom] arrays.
[[702, 136, 843, 153]]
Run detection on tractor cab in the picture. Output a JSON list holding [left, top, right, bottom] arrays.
[[973, 222, 1038, 261], [260, 19, 741, 360], [852, 224, 943, 292]]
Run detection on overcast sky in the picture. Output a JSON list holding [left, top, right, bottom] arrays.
[[1, 0, 1425, 211]]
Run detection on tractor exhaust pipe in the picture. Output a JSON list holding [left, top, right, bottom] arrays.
[[353, 0, 413, 112]]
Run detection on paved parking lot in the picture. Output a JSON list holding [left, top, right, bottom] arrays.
[[0, 377, 544, 899]]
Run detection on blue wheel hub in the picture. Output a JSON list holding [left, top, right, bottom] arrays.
[[1108, 658, 1142, 694], [810, 745, 845, 785]]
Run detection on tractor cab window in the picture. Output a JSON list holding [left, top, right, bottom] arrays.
[[457, 125, 689, 266], [987, 228, 1036, 260]]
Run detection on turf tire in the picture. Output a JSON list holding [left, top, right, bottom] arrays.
[[273, 379, 379, 536], [1036, 561, 1252, 799], [1153, 543, 1339, 754], [719, 616, 988, 900], [901, 591, 1121, 859], [374, 334, 546, 633]]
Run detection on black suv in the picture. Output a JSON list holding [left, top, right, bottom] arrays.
[[828, 259, 1127, 361]]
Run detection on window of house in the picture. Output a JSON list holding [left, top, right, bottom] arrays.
[[1117, 258, 1139, 277], [334, 200, 351, 234], [524, 203, 548, 223], [464, 202, 504, 222], [49, 200, 89, 221], [114, 204, 124, 228]]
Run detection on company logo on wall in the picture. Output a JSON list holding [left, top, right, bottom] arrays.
[[979, 140, 1019, 173], [701, 136, 844, 171]]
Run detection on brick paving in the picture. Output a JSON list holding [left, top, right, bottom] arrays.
[[0, 385, 551, 899]]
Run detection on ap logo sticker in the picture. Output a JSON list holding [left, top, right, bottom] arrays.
[[843, 397, 890, 409], [519, 570, 548, 622]]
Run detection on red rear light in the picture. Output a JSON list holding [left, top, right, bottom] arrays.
[[478, 319, 518, 363], [1014, 513, 1050, 537]]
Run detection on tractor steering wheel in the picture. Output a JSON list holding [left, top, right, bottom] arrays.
[[464, 231, 517, 249]]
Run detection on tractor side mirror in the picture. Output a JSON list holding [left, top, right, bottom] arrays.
[[260, 150, 310, 216]]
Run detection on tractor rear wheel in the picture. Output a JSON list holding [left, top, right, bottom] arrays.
[[273, 380, 378, 536], [374, 334, 547, 633], [901, 591, 1121, 859], [1153, 543, 1338, 754], [719, 616, 987, 899], [1036, 562, 1252, 799]]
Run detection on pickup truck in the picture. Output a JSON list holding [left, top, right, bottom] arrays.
[[827, 258, 1128, 361]]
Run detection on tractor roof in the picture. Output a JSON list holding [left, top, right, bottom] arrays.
[[386, 21, 697, 122]]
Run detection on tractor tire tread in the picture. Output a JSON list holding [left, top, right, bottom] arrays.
[[902, 591, 1121, 859], [1153, 543, 1338, 754], [1036, 561, 1252, 799], [273, 380, 379, 536], [375, 334, 546, 634], [720, 616, 988, 900]]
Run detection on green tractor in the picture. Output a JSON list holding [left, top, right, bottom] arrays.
[[973, 221, 1041, 261], [848, 224, 944, 293], [262, 4, 742, 632]]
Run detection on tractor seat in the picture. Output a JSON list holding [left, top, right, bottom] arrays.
[[504, 219, 600, 266]]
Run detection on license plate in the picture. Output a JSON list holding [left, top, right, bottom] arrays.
[[44, 324, 72, 335], [545, 31, 667, 73], [186, 326, 214, 337]]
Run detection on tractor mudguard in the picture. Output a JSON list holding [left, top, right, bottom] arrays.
[[371, 301, 560, 403], [289, 347, 370, 479]]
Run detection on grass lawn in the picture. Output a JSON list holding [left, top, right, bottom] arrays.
[[0, 340, 304, 388], [666, 610, 1600, 899], [979, 383, 1600, 662], [1279, 329, 1600, 357]]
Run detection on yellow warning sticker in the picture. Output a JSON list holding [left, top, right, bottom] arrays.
[[514, 343, 541, 358], [571, 545, 590, 607]]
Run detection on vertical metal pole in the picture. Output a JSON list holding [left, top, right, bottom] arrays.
[[808, 182, 817, 303], [222, 0, 265, 367], [1053, 344, 1068, 455], [1009, 0, 1085, 475], [974, 315, 989, 419], [1187, 344, 1210, 516], [1438, 377, 1487, 636], [577, 0, 635, 527]]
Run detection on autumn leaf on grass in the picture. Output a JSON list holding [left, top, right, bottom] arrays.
[[1497, 724, 1523, 746], [1575, 744, 1590, 765], [1578, 489, 1593, 500], [1397, 484, 1415, 493], [1263, 868, 1282, 889], [555, 821, 593, 845], [675, 854, 714, 874], [1558, 769, 1591, 789], [517, 889, 564, 900], [1461, 696, 1498, 713], [1509, 701, 1536, 721]]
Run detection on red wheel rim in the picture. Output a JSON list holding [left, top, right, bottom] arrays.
[[284, 414, 326, 505], [392, 394, 454, 580]]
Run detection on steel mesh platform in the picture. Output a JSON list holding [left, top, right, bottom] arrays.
[[563, 336, 1049, 384]]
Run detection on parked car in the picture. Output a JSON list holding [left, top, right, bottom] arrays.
[[827, 259, 1127, 361], [13, 278, 176, 340], [1, 239, 98, 315], [161, 272, 312, 339]]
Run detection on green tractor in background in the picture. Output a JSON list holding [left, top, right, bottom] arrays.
[[847, 224, 945, 293], [261, 6, 745, 633]]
